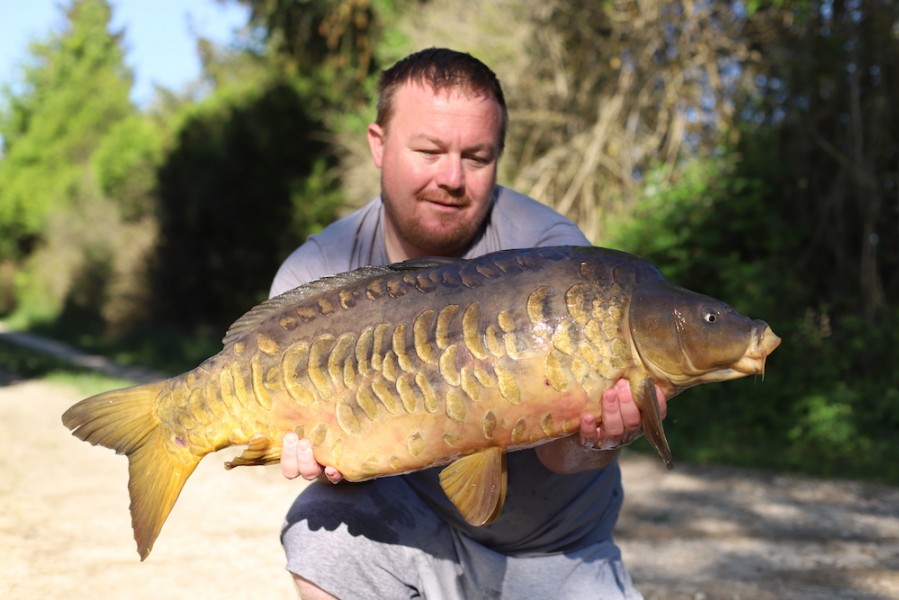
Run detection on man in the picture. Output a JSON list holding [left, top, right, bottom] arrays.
[[272, 48, 666, 599]]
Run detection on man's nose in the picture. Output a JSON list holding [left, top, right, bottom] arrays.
[[435, 156, 465, 195]]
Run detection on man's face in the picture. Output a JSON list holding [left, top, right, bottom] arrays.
[[367, 82, 503, 260]]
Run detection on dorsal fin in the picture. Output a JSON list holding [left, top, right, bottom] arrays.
[[222, 266, 393, 347], [221, 259, 457, 348], [393, 256, 461, 270]]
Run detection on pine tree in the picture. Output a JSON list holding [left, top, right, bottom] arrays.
[[0, 0, 135, 260]]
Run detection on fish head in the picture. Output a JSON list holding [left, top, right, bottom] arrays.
[[628, 280, 781, 390]]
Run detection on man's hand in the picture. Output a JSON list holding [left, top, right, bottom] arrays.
[[280, 433, 343, 483], [535, 379, 668, 474]]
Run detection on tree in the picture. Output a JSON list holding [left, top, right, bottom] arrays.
[[0, 0, 135, 261], [742, 0, 898, 321], [227, 0, 381, 81], [0, 0, 139, 324], [151, 81, 339, 332]]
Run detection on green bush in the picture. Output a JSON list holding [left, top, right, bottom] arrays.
[[151, 80, 341, 334], [611, 151, 899, 484]]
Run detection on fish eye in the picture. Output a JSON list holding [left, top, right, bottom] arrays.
[[703, 309, 718, 324]]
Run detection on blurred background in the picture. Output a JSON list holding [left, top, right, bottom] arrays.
[[0, 0, 897, 484]]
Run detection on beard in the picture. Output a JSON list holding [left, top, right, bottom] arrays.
[[382, 189, 492, 257]]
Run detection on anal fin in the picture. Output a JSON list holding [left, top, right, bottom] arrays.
[[225, 435, 280, 469], [438, 447, 508, 526]]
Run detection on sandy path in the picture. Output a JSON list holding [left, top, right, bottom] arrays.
[[1, 376, 301, 599], [2, 374, 897, 599]]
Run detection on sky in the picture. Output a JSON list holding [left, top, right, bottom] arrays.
[[0, 0, 250, 106]]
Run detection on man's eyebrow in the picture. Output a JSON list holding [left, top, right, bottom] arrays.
[[464, 142, 498, 155], [408, 134, 443, 146]]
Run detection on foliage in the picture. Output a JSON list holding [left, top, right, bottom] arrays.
[[230, 0, 387, 80], [0, 0, 148, 332], [0, 336, 138, 395], [611, 144, 899, 485], [150, 79, 341, 333], [594, 0, 899, 484], [0, 336, 89, 380], [503, 0, 761, 242], [8, 173, 158, 331], [221, 0, 414, 207], [655, 306, 899, 485], [0, 0, 134, 261], [19, 318, 223, 377], [742, 0, 899, 317], [92, 115, 164, 221]]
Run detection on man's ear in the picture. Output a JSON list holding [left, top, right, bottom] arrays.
[[367, 123, 385, 168]]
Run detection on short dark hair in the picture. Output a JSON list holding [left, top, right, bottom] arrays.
[[376, 48, 508, 152]]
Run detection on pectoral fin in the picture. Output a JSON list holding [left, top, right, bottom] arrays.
[[224, 435, 280, 469], [439, 447, 508, 526], [636, 377, 673, 470]]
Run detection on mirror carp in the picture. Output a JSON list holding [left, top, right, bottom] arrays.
[[62, 246, 781, 560]]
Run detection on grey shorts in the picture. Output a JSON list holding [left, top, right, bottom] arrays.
[[281, 476, 642, 599]]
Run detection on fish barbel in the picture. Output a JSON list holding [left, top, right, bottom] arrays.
[[62, 246, 781, 560]]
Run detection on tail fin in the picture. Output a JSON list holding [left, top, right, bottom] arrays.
[[62, 382, 201, 560]]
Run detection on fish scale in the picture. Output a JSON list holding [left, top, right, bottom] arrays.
[[62, 246, 781, 560], [172, 250, 629, 477]]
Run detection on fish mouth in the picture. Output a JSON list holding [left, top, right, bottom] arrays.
[[731, 324, 781, 376], [686, 324, 781, 385]]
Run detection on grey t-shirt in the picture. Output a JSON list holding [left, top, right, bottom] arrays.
[[270, 185, 624, 555]]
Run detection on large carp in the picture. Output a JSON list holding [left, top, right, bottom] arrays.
[[62, 246, 780, 560]]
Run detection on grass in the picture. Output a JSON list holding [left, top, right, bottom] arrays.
[[45, 370, 136, 397], [23, 319, 222, 376], [0, 337, 133, 396], [0, 312, 223, 395]]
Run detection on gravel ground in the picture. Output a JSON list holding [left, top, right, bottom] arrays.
[[617, 455, 899, 599], [2, 371, 897, 600]]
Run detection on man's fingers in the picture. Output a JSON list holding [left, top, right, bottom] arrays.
[[579, 414, 598, 448], [323, 466, 343, 484], [615, 379, 643, 430], [281, 432, 329, 481], [599, 384, 625, 437], [296, 438, 325, 480], [280, 432, 301, 480]]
